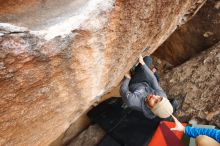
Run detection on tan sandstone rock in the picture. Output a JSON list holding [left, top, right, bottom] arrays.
[[0, 0, 206, 145]]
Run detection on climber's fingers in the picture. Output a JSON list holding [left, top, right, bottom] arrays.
[[139, 55, 145, 65], [170, 127, 178, 131], [171, 115, 180, 124]]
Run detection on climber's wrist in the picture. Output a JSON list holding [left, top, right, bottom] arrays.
[[140, 62, 145, 65]]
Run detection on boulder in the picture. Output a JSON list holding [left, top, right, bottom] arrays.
[[0, 0, 206, 145]]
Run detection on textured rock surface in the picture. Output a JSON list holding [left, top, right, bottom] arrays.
[[49, 110, 91, 146], [67, 124, 105, 146], [0, 0, 206, 145], [160, 42, 220, 127], [154, 0, 220, 65]]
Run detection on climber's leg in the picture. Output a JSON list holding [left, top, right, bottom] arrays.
[[196, 135, 220, 146]]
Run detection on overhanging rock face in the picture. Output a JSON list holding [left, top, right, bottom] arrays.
[[0, 0, 206, 145]]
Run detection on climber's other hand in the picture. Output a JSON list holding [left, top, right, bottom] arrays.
[[170, 115, 185, 132], [125, 72, 131, 79], [139, 55, 145, 65]]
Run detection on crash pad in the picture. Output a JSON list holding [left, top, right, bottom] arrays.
[[87, 97, 161, 146], [148, 121, 187, 146]]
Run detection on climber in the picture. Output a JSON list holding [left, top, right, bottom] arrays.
[[171, 115, 220, 146], [120, 55, 177, 119]]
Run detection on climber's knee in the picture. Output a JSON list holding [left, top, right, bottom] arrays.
[[196, 135, 219, 146]]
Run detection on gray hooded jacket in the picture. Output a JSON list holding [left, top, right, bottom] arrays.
[[120, 64, 167, 119]]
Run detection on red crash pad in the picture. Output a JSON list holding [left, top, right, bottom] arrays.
[[148, 121, 187, 146]]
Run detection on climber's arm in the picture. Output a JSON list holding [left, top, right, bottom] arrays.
[[120, 76, 142, 109], [171, 115, 220, 143], [185, 126, 220, 143], [139, 56, 161, 89]]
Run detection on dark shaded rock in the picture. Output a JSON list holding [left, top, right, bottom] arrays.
[[67, 124, 105, 146], [154, 0, 220, 65], [160, 42, 220, 127]]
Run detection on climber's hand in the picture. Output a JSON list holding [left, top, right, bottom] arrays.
[[152, 68, 157, 73], [139, 55, 145, 65], [125, 72, 131, 79], [170, 115, 185, 132]]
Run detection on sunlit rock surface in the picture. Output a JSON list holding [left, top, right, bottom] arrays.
[[0, 0, 206, 145], [160, 42, 220, 127]]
